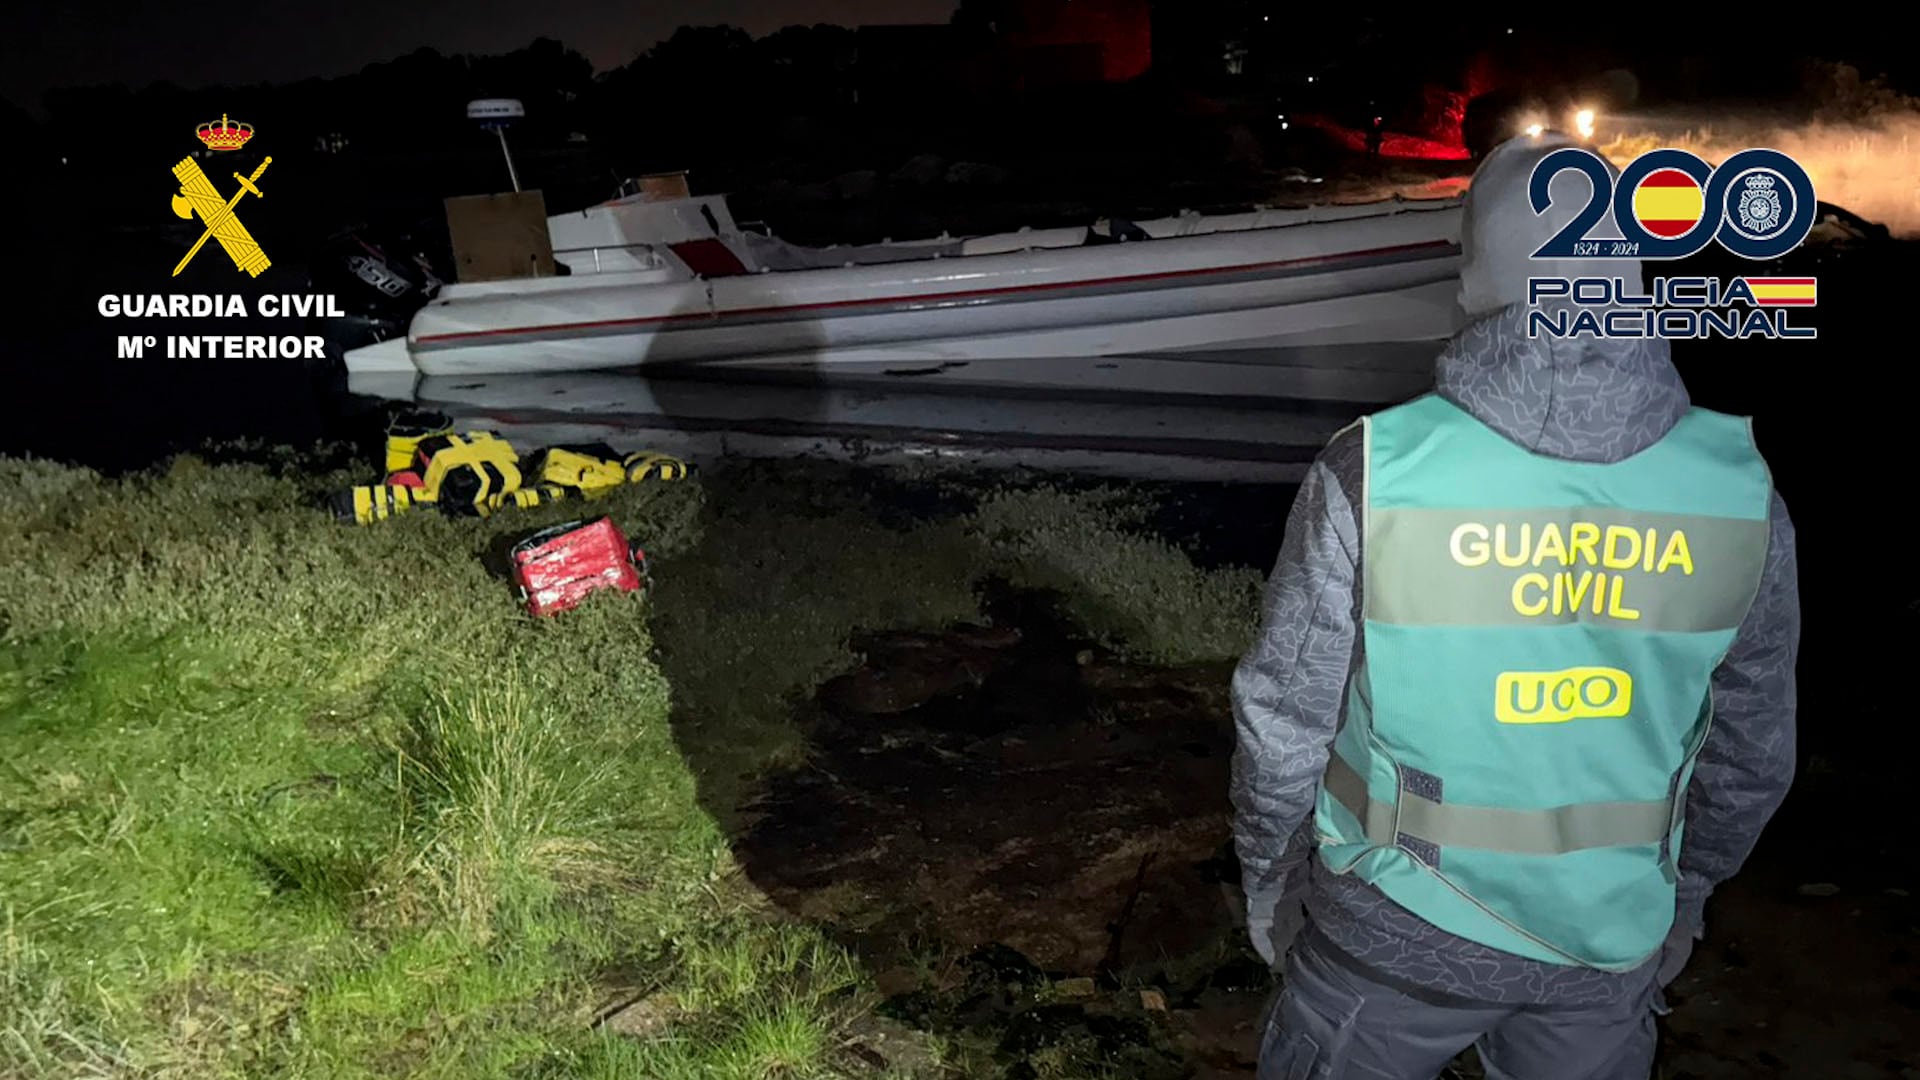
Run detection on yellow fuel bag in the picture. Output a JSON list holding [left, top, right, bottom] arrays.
[[332, 431, 689, 525], [413, 432, 524, 514]]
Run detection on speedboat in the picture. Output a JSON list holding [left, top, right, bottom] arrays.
[[345, 187, 1462, 380], [340, 184, 1465, 481]]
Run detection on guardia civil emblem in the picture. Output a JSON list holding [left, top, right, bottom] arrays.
[[172, 114, 273, 277]]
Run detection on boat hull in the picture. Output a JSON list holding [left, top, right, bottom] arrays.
[[358, 200, 1464, 378], [341, 196, 1463, 481]]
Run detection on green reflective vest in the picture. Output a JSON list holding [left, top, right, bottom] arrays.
[[1313, 393, 1772, 971]]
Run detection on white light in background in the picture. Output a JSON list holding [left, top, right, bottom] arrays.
[[1574, 108, 1596, 139], [1526, 123, 1544, 138]]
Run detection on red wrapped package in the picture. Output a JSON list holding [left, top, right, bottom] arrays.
[[509, 517, 647, 617]]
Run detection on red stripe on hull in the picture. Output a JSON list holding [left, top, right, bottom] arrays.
[[416, 239, 1457, 346]]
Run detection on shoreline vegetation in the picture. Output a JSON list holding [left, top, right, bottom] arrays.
[[0, 451, 1261, 1078]]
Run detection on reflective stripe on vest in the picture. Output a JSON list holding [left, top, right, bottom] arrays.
[[1313, 392, 1772, 972], [1323, 752, 1675, 855]]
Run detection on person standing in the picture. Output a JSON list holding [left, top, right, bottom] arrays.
[[1230, 132, 1800, 1078]]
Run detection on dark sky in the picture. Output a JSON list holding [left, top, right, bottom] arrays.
[[2, 0, 960, 114]]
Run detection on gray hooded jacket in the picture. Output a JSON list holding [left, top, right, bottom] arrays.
[[1229, 139, 1800, 1006]]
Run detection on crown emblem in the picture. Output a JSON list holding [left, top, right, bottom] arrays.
[[196, 114, 254, 151], [1744, 173, 1776, 191]]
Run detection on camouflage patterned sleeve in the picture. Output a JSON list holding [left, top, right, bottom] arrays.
[[1676, 490, 1800, 936], [1230, 428, 1364, 918]]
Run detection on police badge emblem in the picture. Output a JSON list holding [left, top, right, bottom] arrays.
[[1734, 172, 1785, 238]]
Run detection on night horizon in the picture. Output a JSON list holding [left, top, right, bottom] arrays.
[[2, 0, 962, 114], [10, 4, 1920, 118]]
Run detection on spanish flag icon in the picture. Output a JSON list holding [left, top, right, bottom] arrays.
[[1631, 168, 1706, 239], [1741, 277, 1818, 306]]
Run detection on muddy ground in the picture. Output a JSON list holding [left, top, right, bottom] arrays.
[[732, 585, 1920, 1078]]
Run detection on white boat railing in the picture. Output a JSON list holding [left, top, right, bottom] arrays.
[[535, 192, 1464, 281], [957, 196, 1462, 256], [550, 243, 673, 275]]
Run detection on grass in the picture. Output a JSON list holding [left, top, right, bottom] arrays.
[[965, 486, 1263, 666], [0, 452, 1261, 1078]]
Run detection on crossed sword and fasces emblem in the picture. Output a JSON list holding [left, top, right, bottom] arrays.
[[170, 156, 272, 276]]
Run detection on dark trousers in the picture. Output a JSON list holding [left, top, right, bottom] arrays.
[[1259, 931, 1665, 1079]]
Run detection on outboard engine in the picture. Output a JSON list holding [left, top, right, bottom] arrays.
[[301, 220, 453, 433], [308, 222, 450, 363]]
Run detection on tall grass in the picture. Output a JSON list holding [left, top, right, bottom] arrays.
[[0, 453, 1262, 1077], [384, 681, 625, 943]]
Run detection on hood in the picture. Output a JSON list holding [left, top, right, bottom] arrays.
[[1457, 131, 1637, 319], [1434, 306, 1691, 463], [1438, 134, 1690, 463]]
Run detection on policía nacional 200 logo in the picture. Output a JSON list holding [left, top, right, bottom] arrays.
[[1530, 146, 1816, 259], [1522, 146, 1820, 340]]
